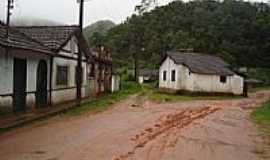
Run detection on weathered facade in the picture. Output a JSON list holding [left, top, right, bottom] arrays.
[[0, 24, 90, 113], [88, 47, 113, 96], [159, 51, 244, 95]]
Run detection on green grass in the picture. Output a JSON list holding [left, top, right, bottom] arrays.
[[67, 81, 141, 116], [250, 85, 270, 93], [251, 100, 270, 124], [141, 83, 242, 103]]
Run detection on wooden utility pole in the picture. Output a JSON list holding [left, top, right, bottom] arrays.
[[5, 0, 14, 62], [6, 0, 13, 38], [76, 0, 84, 101]]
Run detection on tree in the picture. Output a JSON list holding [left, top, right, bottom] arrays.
[[106, 0, 270, 70]]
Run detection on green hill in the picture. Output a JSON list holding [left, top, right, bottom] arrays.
[[84, 20, 116, 40], [106, 0, 270, 69]]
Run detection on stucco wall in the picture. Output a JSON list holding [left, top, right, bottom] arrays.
[[188, 73, 243, 95], [0, 51, 13, 95], [111, 75, 120, 92], [52, 57, 88, 104], [159, 57, 244, 95], [139, 76, 144, 84], [159, 57, 181, 90], [0, 49, 50, 111]]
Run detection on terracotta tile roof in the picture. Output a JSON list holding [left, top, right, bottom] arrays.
[[0, 25, 54, 54], [15, 26, 80, 51], [166, 51, 234, 76]]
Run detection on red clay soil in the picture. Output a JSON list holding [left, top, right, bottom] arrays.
[[0, 91, 269, 160]]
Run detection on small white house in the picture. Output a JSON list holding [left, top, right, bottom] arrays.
[[138, 69, 158, 84], [0, 24, 90, 113], [159, 51, 244, 95]]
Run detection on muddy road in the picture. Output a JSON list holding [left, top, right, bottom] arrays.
[[0, 91, 270, 160]]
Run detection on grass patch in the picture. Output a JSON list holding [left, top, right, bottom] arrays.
[[251, 100, 270, 124], [67, 81, 141, 116], [141, 83, 242, 103], [250, 85, 270, 93]]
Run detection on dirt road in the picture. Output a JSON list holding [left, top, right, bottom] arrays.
[[0, 91, 270, 160]]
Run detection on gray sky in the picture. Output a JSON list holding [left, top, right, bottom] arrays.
[[0, 0, 173, 26]]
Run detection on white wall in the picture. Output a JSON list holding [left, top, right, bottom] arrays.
[[0, 51, 13, 95], [52, 57, 88, 104], [111, 75, 120, 93], [0, 49, 50, 110], [0, 48, 13, 109], [159, 56, 244, 95], [138, 76, 144, 84], [188, 73, 243, 95], [159, 57, 182, 90], [51, 37, 88, 104]]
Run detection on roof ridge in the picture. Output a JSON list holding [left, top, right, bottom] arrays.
[[14, 25, 80, 51], [8, 26, 53, 53], [166, 51, 233, 76], [168, 51, 225, 62]]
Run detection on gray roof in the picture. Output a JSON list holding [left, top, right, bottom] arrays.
[[166, 51, 234, 76], [13, 26, 91, 60], [15, 26, 79, 51], [139, 69, 158, 77], [0, 25, 53, 54]]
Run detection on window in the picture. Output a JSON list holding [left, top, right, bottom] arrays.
[[163, 71, 167, 81], [220, 76, 227, 83], [171, 70, 176, 82], [56, 66, 68, 86]]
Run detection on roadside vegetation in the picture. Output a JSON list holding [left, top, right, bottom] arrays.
[[140, 83, 243, 103], [67, 81, 141, 115], [251, 100, 270, 154], [252, 100, 270, 124], [250, 86, 270, 93]]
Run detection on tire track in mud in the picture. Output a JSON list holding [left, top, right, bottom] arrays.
[[113, 106, 220, 160]]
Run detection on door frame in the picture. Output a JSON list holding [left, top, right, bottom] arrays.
[[36, 60, 48, 108], [13, 58, 27, 113]]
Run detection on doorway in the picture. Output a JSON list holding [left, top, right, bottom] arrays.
[[36, 60, 48, 108], [13, 58, 27, 113]]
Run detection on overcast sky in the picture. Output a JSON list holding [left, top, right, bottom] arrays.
[[0, 0, 174, 26]]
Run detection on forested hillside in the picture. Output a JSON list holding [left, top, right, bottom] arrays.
[[84, 20, 115, 44], [103, 0, 270, 69]]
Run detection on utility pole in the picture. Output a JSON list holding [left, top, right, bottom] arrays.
[[76, 0, 84, 102], [6, 0, 14, 38], [5, 0, 14, 64]]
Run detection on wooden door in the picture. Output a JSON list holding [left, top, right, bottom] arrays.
[[36, 60, 48, 108], [13, 58, 27, 113]]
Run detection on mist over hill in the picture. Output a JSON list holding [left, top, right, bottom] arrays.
[[11, 17, 63, 26]]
